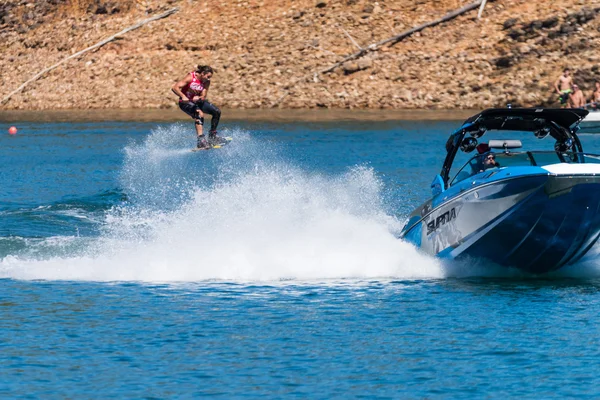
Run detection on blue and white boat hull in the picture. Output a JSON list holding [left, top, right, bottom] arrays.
[[402, 168, 600, 273]]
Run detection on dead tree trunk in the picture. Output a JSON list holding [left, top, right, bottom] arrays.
[[320, 0, 484, 75], [272, 0, 484, 107]]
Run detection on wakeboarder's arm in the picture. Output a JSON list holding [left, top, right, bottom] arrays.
[[554, 77, 561, 94], [172, 75, 193, 102], [200, 81, 210, 101]]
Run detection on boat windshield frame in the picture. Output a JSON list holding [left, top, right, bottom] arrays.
[[441, 108, 589, 189], [449, 151, 600, 186]]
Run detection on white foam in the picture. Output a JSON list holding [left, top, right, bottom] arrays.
[[11, 124, 599, 282], [0, 125, 443, 282], [0, 166, 442, 281]]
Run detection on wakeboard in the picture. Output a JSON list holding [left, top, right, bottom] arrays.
[[191, 137, 233, 152]]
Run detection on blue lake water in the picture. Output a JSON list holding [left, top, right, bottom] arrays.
[[2, 117, 600, 397]]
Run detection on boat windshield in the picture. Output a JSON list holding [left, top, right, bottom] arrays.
[[449, 151, 600, 186]]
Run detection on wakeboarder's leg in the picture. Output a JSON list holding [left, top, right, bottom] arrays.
[[200, 101, 224, 144], [195, 110, 209, 149]]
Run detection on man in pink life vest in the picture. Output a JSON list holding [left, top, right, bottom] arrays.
[[172, 65, 225, 149]]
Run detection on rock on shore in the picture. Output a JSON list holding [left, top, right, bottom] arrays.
[[1, 0, 599, 110]]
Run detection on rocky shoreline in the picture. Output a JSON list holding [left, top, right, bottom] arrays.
[[0, 108, 478, 123], [1, 0, 599, 111]]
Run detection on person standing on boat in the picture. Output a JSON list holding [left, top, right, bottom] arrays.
[[171, 65, 225, 150], [569, 84, 586, 108], [554, 68, 574, 108]]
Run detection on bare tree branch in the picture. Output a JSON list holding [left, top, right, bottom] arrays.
[[341, 27, 363, 51], [319, 0, 483, 74], [478, 0, 488, 19]]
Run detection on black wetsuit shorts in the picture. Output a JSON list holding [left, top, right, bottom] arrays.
[[178, 100, 221, 132]]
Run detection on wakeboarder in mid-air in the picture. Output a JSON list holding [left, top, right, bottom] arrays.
[[171, 65, 227, 150]]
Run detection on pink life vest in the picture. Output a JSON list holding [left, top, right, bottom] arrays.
[[180, 72, 205, 101]]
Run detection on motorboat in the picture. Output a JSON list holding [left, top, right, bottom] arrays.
[[400, 108, 600, 274], [580, 106, 600, 133]]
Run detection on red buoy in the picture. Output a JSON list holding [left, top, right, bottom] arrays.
[[8, 126, 17, 135]]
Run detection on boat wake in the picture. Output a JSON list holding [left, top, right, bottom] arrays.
[[2, 124, 600, 282], [0, 124, 441, 282]]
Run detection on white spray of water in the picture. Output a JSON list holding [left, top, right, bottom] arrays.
[[0, 125, 443, 282], [4, 124, 598, 282]]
